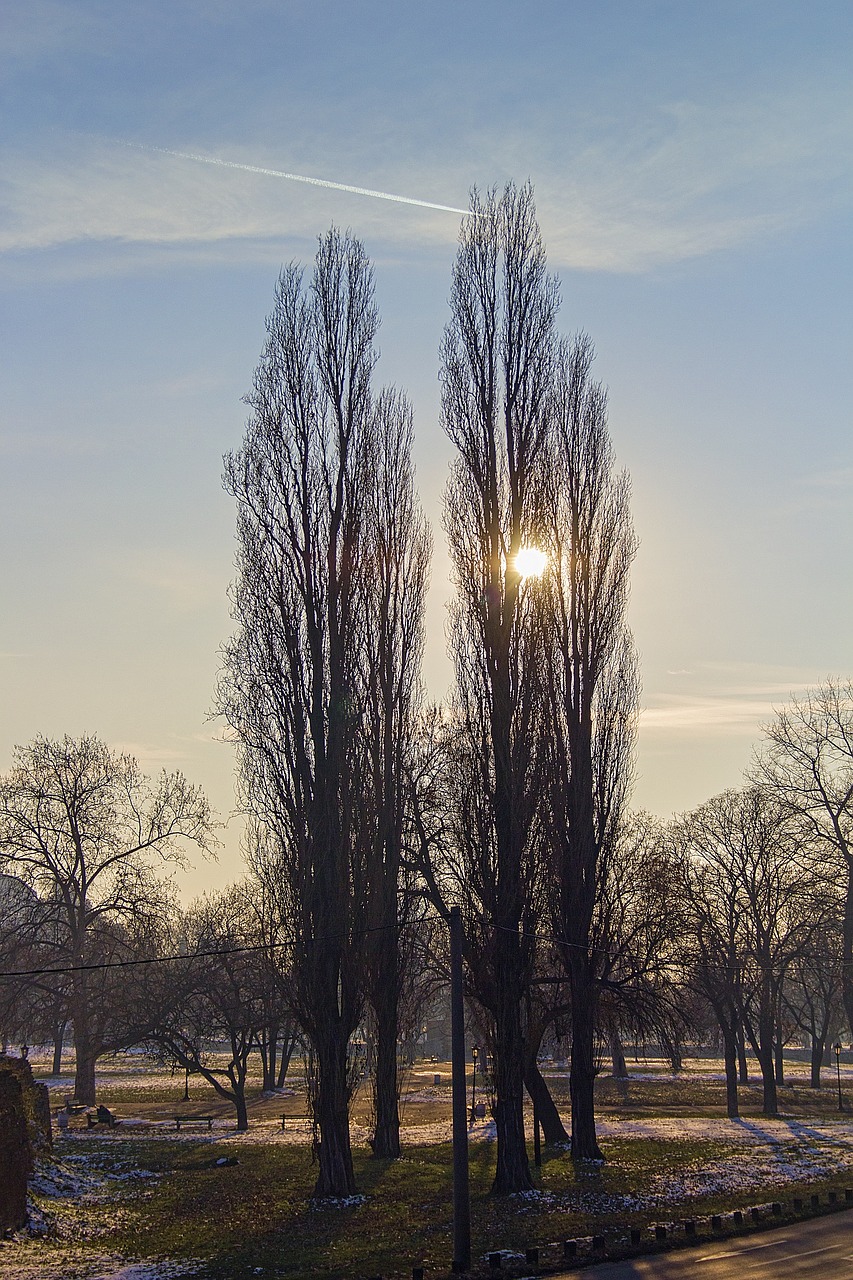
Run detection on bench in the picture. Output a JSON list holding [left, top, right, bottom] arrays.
[[280, 1113, 312, 1131], [87, 1106, 118, 1129], [174, 1115, 214, 1131]]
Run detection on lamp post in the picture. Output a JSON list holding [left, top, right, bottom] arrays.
[[20, 1042, 29, 1059], [835, 1043, 843, 1112], [470, 1045, 478, 1124], [183, 1064, 190, 1102]]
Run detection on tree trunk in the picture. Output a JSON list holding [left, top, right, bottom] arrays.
[[277, 1034, 295, 1089], [523, 1059, 569, 1145], [71, 977, 96, 1104], [568, 954, 602, 1161], [52, 1021, 66, 1076], [736, 1026, 749, 1084], [774, 1032, 785, 1085], [371, 980, 401, 1159], [610, 1030, 628, 1080], [810, 1035, 825, 1088], [491, 939, 533, 1192], [259, 1025, 276, 1092], [723, 1028, 739, 1119], [313, 1031, 356, 1197], [234, 1087, 249, 1132]]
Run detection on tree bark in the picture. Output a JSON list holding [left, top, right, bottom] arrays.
[[810, 1035, 825, 1088], [723, 1029, 739, 1119], [71, 976, 96, 1104], [610, 1031, 628, 1080], [491, 925, 534, 1192], [314, 1032, 356, 1197], [523, 1059, 569, 1145], [736, 1026, 749, 1084], [568, 954, 602, 1160], [371, 977, 401, 1158], [52, 1021, 66, 1077]]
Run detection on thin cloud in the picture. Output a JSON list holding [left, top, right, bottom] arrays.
[[2, 77, 850, 274]]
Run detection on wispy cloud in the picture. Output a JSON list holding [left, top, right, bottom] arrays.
[[2, 74, 850, 275], [640, 663, 827, 735]]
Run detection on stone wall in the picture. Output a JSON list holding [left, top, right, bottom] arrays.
[[0, 1055, 52, 1235]]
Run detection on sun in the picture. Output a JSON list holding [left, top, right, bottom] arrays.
[[513, 546, 547, 579]]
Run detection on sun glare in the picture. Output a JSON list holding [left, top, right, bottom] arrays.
[[514, 546, 548, 579]]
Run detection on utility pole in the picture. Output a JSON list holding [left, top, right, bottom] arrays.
[[450, 906, 471, 1272]]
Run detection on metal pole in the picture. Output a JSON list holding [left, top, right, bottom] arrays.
[[836, 1045, 843, 1112], [450, 906, 471, 1272], [183, 1065, 190, 1102], [533, 1096, 541, 1168]]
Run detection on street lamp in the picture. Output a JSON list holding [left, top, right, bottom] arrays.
[[470, 1044, 479, 1124], [20, 1042, 29, 1059], [835, 1043, 844, 1112], [183, 1064, 190, 1102]]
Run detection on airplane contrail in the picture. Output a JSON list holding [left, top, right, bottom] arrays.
[[125, 142, 471, 216]]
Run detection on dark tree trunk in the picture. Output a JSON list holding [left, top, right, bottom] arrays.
[[723, 1027, 739, 1119], [774, 1032, 785, 1085], [568, 954, 602, 1161], [811, 1035, 825, 1088], [313, 1031, 356, 1197], [736, 1026, 749, 1084], [610, 1031, 628, 1080], [234, 1087, 249, 1132], [371, 963, 401, 1158], [259, 1028, 275, 1092], [52, 1021, 66, 1077], [71, 977, 96, 1104], [524, 1059, 569, 1145], [491, 924, 534, 1192], [751, 1009, 778, 1117], [276, 1034, 295, 1089]]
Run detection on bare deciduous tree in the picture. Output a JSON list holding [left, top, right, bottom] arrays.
[[0, 735, 213, 1104], [440, 182, 558, 1193], [220, 231, 385, 1195], [753, 679, 853, 1036], [359, 388, 431, 1158], [540, 334, 638, 1159]]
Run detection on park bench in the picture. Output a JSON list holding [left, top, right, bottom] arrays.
[[87, 1105, 118, 1129], [280, 1112, 312, 1131], [63, 1097, 88, 1113], [174, 1114, 214, 1131]]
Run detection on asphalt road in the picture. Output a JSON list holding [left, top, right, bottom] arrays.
[[557, 1212, 853, 1278]]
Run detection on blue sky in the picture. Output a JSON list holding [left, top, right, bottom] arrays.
[[2, 1, 851, 896]]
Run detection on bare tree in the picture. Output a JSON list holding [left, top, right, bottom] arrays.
[[753, 680, 853, 1037], [540, 334, 639, 1159], [359, 388, 431, 1158], [140, 887, 266, 1131], [680, 787, 821, 1117], [220, 231, 382, 1196], [0, 735, 213, 1103], [440, 182, 559, 1192]]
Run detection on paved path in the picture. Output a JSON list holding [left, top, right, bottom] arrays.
[[558, 1211, 853, 1278]]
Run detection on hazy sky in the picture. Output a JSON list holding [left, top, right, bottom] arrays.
[[2, 1, 851, 898]]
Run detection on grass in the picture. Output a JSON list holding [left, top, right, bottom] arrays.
[[24, 1129, 853, 1280], [18, 1053, 853, 1279]]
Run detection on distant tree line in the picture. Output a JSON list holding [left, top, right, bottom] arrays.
[[1, 188, 852, 1202]]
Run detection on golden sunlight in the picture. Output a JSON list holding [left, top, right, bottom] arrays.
[[513, 546, 548, 579]]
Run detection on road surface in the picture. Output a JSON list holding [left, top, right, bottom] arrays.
[[559, 1211, 853, 1278]]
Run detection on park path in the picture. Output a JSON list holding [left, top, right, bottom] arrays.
[[564, 1209, 853, 1279]]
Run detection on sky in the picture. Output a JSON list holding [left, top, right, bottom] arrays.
[[1, 0, 851, 898]]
